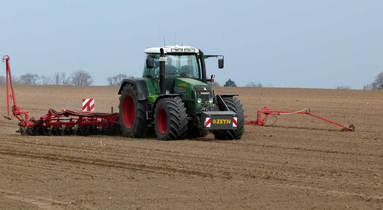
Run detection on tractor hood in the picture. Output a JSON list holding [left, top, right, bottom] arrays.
[[175, 78, 207, 87], [174, 78, 213, 103]]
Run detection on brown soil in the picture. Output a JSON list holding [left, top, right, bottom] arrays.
[[0, 86, 382, 209]]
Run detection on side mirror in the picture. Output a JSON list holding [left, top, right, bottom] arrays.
[[146, 57, 154, 68], [218, 58, 224, 69]]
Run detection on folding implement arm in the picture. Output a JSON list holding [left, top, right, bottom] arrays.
[[246, 106, 355, 131], [2, 55, 31, 125]]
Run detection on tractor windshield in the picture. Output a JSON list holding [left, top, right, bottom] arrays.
[[144, 54, 201, 80]]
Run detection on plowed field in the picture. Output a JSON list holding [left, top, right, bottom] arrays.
[[0, 86, 382, 209]]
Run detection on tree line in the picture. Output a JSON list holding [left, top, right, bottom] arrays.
[[363, 72, 383, 90], [1, 71, 382, 89], [222, 79, 262, 87], [0, 71, 134, 87], [224, 71, 383, 89], [0, 70, 93, 86]]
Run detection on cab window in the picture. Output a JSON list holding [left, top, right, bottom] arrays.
[[143, 54, 201, 80]]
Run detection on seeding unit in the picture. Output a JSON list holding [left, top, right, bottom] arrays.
[[2, 55, 119, 136]]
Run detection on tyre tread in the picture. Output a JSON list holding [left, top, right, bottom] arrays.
[[155, 97, 188, 140], [119, 84, 148, 138]]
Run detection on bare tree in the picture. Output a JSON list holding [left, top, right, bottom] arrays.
[[363, 84, 373, 90], [11, 76, 20, 85], [336, 85, 351, 90], [107, 73, 129, 86], [55, 72, 60, 85], [71, 70, 93, 86], [18, 73, 40, 85], [364, 72, 383, 90], [0, 76, 5, 85], [246, 81, 263, 87], [373, 72, 383, 90], [54, 72, 71, 85], [39, 75, 51, 85]]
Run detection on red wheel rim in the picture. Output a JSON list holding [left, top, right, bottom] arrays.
[[122, 94, 135, 128], [157, 108, 167, 134]]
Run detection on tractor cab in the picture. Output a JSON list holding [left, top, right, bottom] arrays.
[[143, 46, 202, 80], [143, 54, 201, 79], [142, 45, 224, 99], [144, 46, 223, 80]]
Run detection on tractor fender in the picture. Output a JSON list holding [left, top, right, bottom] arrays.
[[118, 79, 149, 101], [217, 94, 239, 98], [216, 94, 239, 111]]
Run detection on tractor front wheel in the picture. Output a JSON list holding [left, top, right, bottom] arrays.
[[154, 97, 188, 140], [119, 84, 148, 137]]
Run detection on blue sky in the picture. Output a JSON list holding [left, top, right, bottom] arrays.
[[1, 0, 382, 88]]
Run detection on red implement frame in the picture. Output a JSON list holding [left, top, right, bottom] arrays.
[[246, 106, 355, 131], [3, 55, 120, 135], [3, 55, 30, 125]]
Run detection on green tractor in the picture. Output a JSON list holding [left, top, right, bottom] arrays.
[[118, 45, 244, 140]]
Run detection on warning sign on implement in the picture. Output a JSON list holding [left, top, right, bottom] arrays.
[[82, 98, 95, 112]]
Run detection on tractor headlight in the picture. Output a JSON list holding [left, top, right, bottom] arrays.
[[197, 98, 202, 103]]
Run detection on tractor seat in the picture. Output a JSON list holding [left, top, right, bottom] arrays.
[[180, 65, 193, 78], [165, 65, 178, 78]]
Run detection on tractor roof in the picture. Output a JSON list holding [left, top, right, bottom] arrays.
[[144, 45, 199, 54]]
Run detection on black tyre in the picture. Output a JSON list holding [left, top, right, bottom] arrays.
[[19, 126, 27, 135], [213, 97, 245, 140], [119, 84, 148, 138], [154, 97, 188, 140], [64, 126, 74, 135], [188, 123, 209, 138], [26, 127, 37, 136]]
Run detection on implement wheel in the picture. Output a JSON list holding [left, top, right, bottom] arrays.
[[119, 84, 148, 138], [213, 97, 245, 140], [154, 97, 188, 140]]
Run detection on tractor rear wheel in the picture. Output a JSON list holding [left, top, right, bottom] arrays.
[[119, 84, 148, 137], [213, 97, 245, 140], [154, 97, 188, 140]]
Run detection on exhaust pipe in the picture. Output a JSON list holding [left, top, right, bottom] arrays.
[[198, 49, 207, 82], [159, 48, 166, 94]]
